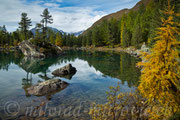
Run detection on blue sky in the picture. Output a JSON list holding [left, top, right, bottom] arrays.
[[0, 0, 140, 32]]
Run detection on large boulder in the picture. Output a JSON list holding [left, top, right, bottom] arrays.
[[19, 39, 45, 58], [52, 64, 77, 77], [27, 79, 68, 96]]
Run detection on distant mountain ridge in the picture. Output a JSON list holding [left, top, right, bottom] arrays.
[[71, 30, 84, 36], [30, 27, 83, 36], [30, 27, 65, 35]]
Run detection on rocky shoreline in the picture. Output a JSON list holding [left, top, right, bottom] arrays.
[[1, 42, 149, 58], [62, 43, 150, 58]]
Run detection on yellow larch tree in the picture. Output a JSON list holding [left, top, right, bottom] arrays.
[[55, 32, 63, 47], [137, 0, 180, 119]]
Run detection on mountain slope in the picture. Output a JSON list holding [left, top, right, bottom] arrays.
[[83, 0, 152, 35]]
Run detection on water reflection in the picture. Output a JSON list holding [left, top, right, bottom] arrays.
[[22, 76, 32, 97], [0, 51, 23, 70], [0, 50, 140, 88], [0, 50, 140, 100], [0, 50, 141, 119]]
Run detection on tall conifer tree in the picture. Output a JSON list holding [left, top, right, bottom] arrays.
[[18, 13, 32, 40]]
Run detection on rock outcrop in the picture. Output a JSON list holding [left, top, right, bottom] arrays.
[[19, 39, 45, 58], [19, 39, 63, 58], [122, 43, 149, 58], [52, 64, 77, 77], [27, 79, 68, 96]]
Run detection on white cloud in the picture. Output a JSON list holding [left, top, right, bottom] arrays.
[[51, 7, 105, 32], [0, 0, 105, 32], [44, 3, 60, 8], [0, 0, 44, 31], [0, 0, 140, 32]]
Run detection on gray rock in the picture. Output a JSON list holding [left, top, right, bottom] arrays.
[[52, 64, 77, 77], [19, 39, 63, 58], [19, 39, 45, 58], [27, 79, 68, 96]]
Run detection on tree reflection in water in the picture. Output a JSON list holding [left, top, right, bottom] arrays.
[[0, 50, 140, 98]]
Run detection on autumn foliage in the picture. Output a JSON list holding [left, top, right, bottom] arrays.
[[89, 84, 148, 120], [137, 0, 180, 119], [55, 33, 63, 47], [89, 0, 179, 119]]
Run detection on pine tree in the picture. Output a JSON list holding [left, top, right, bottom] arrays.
[[107, 19, 115, 47], [137, 0, 180, 118], [0, 25, 9, 47], [2, 25, 7, 33], [92, 28, 99, 47], [131, 23, 143, 48], [55, 33, 63, 47], [120, 15, 125, 47], [32, 23, 43, 46], [18, 13, 32, 40], [82, 35, 87, 47], [40, 8, 53, 42], [86, 31, 92, 46], [132, 14, 143, 48], [126, 11, 135, 33], [122, 24, 131, 47], [148, 1, 163, 47], [141, 1, 156, 43], [50, 34, 55, 44], [109, 18, 119, 45], [41, 8, 53, 29], [47, 29, 56, 44], [12, 31, 21, 46]]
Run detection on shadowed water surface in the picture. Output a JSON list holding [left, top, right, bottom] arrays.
[[0, 50, 140, 119]]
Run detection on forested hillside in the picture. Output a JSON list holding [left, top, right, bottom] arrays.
[[0, 0, 179, 49], [78, 0, 180, 48]]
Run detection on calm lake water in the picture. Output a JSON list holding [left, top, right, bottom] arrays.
[[0, 50, 140, 120]]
